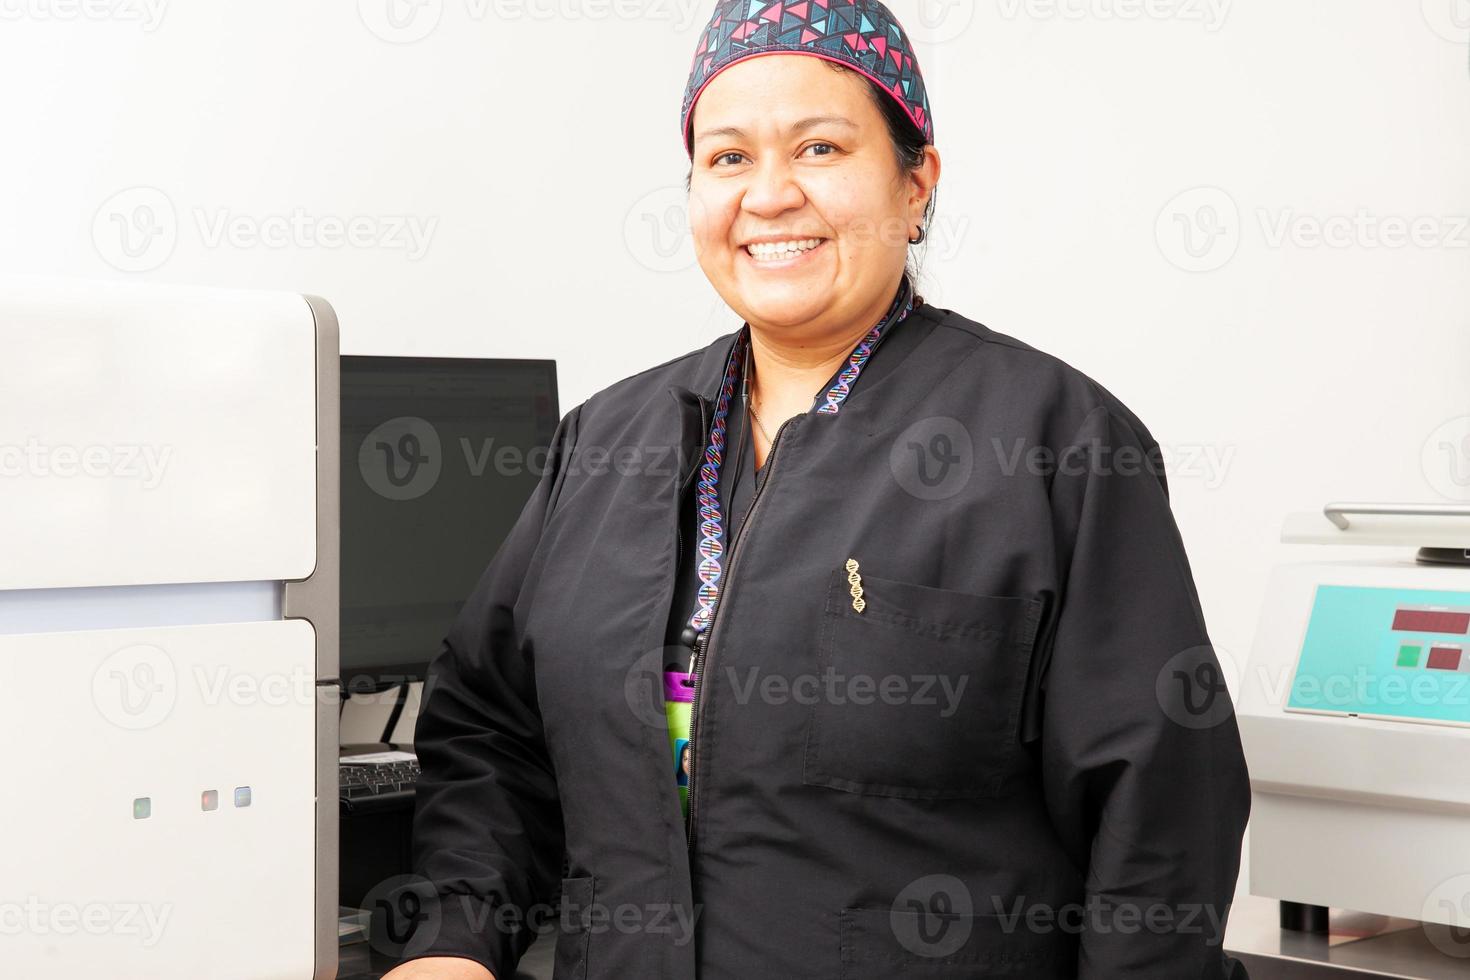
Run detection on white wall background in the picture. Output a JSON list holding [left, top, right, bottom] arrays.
[[5, 0, 1470, 903]]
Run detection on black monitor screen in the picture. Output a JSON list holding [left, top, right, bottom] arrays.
[[339, 355, 558, 692]]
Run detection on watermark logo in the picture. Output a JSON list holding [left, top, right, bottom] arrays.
[[558, 896, 700, 943], [1257, 209, 1470, 251], [0, 0, 168, 30], [1156, 186, 1240, 272], [192, 208, 436, 258], [1285, 664, 1470, 713], [904, 0, 977, 45], [0, 898, 172, 946], [93, 643, 178, 731], [358, 0, 705, 43], [889, 416, 974, 500], [92, 186, 178, 273], [625, 186, 700, 273], [1159, 187, 1470, 272], [724, 665, 969, 715], [991, 435, 1232, 489], [359, 416, 443, 501], [358, 0, 443, 42], [0, 439, 173, 489], [1422, 0, 1470, 43], [987, 894, 1231, 942], [1156, 644, 1239, 730], [93, 645, 336, 732], [92, 186, 438, 272], [365, 875, 700, 952], [995, 0, 1231, 31], [1421, 415, 1470, 501], [624, 647, 685, 730], [890, 874, 974, 957], [367, 875, 443, 958], [1422, 872, 1470, 957]]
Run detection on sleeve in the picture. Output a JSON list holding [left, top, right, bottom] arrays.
[[393, 402, 584, 978], [1036, 404, 1252, 979]]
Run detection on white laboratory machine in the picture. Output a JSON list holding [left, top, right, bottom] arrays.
[[0, 279, 340, 978], [1239, 503, 1470, 933]]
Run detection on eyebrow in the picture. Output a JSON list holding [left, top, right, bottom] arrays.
[[694, 115, 858, 145]]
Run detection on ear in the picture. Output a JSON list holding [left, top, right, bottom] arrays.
[[908, 145, 941, 224]]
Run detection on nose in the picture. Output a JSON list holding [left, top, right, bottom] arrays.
[[740, 156, 805, 219]]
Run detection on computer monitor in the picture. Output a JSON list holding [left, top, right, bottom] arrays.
[[338, 355, 559, 696]]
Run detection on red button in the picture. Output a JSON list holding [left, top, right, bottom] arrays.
[[1427, 647, 1462, 670]]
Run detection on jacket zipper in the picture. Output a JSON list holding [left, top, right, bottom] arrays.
[[685, 414, 798, 848], [674, 396, 709, 572]]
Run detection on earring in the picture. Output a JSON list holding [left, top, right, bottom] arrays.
[[908, 226, 926, 245]]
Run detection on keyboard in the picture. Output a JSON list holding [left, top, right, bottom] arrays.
[[339, 752, 419, 813]]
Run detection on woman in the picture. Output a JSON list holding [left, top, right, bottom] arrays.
[[385, 2, 1251, 978]]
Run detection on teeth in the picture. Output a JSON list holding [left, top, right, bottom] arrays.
[[747, 238, 823, 259]]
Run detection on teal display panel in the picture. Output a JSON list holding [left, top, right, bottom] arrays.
[[1289, 584, 1470, 725]]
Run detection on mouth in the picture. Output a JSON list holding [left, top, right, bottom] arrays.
[[741, 237, 829, 268]]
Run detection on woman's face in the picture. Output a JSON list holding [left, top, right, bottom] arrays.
[[688, 54, 938, 336]]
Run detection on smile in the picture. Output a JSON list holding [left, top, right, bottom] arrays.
[[743, 238, 827, 265]]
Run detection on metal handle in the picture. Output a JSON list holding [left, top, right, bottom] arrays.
[[1323, 502, 1470, 531]]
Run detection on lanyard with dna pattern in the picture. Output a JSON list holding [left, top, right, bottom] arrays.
[[676, 275, 917, 656]]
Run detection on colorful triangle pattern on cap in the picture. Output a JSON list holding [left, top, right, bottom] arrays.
[[681, 0, 934, 150]]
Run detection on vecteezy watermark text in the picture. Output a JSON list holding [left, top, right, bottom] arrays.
[[724, 665, 969, 717], [0, 898, 172, 947], [0, 439, 172, 489], [0, 0, 167, 30]]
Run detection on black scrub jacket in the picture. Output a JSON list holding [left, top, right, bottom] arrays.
[[405, 297, 1253, 980]]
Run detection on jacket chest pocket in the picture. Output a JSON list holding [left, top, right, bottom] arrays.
[[802, 567, 1042, 800]]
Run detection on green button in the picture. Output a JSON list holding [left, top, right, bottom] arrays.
[[1398, 644, 1422, 667]]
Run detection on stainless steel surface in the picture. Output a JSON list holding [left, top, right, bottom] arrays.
[[286, 293, 342, 683], [1227, 890, 1470, 978], [285, 294, 342, 979], [316, 682, 342, 980], [1322, 502, 1470, 532]]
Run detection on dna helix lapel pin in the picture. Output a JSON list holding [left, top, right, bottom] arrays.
[[845, 558, 865, 613]]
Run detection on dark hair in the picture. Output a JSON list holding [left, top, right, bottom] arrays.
[[683, 60, 937, 289]]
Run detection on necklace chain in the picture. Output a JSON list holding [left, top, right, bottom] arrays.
[[747, 394, 773, 443], [747, 360, 800, 445]]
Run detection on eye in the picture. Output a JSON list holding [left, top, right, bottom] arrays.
[[713, 151, 747, 167], [802, 142, 838, 158]]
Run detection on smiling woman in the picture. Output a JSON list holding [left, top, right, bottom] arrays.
[[685, 55, 938, 380], [385, 3, 1253, 980], [684, 58, 937, 286], [681, 52, 942, 462]]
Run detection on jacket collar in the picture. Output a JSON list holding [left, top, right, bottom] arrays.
[[680, 272, 919, 408]]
